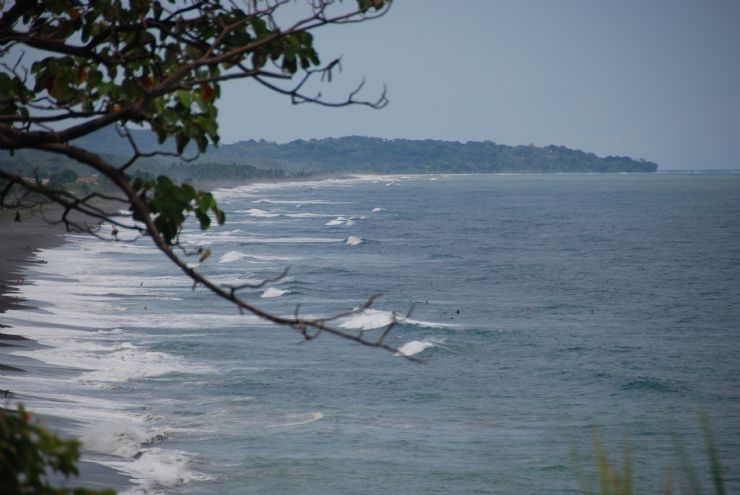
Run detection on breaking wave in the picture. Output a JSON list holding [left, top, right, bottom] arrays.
[[395, 337, 448, 357], [261, 287, 289, 298], [326, 216, 355, 226]]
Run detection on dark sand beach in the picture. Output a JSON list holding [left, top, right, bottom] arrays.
[[1, 212, 132, 492]]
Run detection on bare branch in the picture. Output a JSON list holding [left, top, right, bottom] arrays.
[[228, 267, 290, 294], [0, 0, 410, 360]]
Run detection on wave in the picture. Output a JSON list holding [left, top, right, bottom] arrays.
[[238, 208, 281, 218], [219, 250, 248, 263], [371, 207, 385, 213], [338, 308, 394, 330], [240, 236, 344, 244], [338, 309, 457, 330], [253, 199, 340, 205], [326, 216, 355, 226], [345, 236, 363, 246], [261, 287, 288, 298], [395, 337, 448, 357], [284, 212, 335, 218], [103, 446, 212, 492], [218, 250, 301, 264], [235, 210, 342, 220], [12, 341, 208, 387], [212, 175, 414, 202], [265, 412, 324, 428]]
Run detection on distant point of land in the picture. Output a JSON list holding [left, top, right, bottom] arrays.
[[1, 129, 658, 186]]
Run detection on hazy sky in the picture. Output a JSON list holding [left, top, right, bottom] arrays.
[[219, 1, 740, 170]]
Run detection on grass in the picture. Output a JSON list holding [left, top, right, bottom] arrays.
[[573, 411, 726, 495]]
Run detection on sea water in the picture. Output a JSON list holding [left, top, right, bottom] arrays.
[[2, 173, 739, 494]]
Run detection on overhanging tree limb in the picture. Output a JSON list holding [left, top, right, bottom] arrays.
[[0, 0, 419, 360]]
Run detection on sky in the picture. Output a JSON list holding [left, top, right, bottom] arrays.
[[217, 1, 740, 170]]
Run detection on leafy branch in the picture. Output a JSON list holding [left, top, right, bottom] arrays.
[[0, 0, 420, 360]]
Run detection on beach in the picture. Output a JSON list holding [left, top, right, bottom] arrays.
[[0, 211, 132, 493], [0, 173, 737, 494]]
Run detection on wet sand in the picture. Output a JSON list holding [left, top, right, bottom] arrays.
[[0, 212, 131, 493]]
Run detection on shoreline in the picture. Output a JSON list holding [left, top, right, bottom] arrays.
[[0, 211, 67, 318], [0, 212, 132, 493]]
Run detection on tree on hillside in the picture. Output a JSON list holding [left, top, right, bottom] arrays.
[[0, 0, 415, 358]]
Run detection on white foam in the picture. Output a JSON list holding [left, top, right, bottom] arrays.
[[103, 447, 212, 490], [219, 250, 247, 263], [284, 212, 334, 218], [339, 309, 395, 330], [371, 207, 384, 213], [212, 175, 413, 203], [82, 424, 148, 458], [395, 338, 446, 357], [240, 236, 344, 244], [266, 412, 324, 428], [345, 236, 363, 246], [261, 287, 288, 298], [12, 341, 204, 386], [338, 309, 458, 330], [326, 216, 355, 226], [404, 317, 459, 329], [6, 227, 224, 492], [239, 208, 280, 218], [253, 199, 338, 205], [219, 250, 301, 264]]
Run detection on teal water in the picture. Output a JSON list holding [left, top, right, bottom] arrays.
[[4, 173, 739, 494]]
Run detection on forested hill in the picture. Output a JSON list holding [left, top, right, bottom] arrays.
[[71, 129, 658, 174], [204, 136, 657, 173]]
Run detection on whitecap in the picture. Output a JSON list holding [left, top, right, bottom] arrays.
[[241, 208, 280, 218], [11, 340, 212, 387], [261, 287, 288, 298], [338, 309, 458, 330], [219, 250, 246, 263], [253, 199, 338, 205], [284, 212, 334, 218], [395, 337, 447, 357], [326, 216, 355, 226], [103, 447, 212, 490], [240, 236, 344, 244], [82, 424, 148, 458], [371, 207, 384, 213], [339, 309, 394, 330], [345, 236, 363, 246], [266, 412, 324, 428]]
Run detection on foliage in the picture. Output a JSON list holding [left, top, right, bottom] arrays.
[[191, 135, 658, 174], [0, 1, 413, 361], [49, 168, 78, 186], [0, 405, 115, 495], [132, 174, 224, 244], [0, 0, 388, 242], [573, 414, 726, 495]]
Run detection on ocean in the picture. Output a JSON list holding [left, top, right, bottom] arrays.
[[2, 172, 739, 494]]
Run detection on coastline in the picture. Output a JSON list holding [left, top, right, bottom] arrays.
[[0, 211, 66, 316], [0, 211, 131, 493]]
